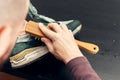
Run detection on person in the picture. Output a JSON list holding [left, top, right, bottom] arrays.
[[0, 0, 29, 68], [0, 0, 101, 80]]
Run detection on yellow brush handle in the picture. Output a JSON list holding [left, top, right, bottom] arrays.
[[25, 21, 99, 54], [75, 40, 99, 54]]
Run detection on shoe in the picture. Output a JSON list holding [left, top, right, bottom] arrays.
[[57, 20, 82, 35], [10, 19, 82, 68], [10, 3, 82, 68]]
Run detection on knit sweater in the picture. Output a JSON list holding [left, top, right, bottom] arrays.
[[67, 57, 101, 80]]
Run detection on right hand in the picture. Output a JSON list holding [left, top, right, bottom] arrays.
[[39, 23, 84, 63]]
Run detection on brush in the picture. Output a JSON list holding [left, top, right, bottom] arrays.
[[25, 21, 99, 54]]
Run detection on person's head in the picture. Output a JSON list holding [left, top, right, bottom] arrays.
[[0, 0, 29, 66]]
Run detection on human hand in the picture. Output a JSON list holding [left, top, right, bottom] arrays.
[[39, 23, 84, 64]]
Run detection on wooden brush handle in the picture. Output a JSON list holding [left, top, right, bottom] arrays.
[[25, 21, 99, 54], [75, 40, 99, 54]]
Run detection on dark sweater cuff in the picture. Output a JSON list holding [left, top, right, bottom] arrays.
[[66, 57, 89, 68]]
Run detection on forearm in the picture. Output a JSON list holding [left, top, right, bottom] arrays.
[[66, 57, 101, 80]]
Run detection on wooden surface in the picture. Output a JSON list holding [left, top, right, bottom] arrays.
[[0, 72, 25, 80]]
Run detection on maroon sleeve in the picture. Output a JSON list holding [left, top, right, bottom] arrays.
[[66, 57, 101, 80]]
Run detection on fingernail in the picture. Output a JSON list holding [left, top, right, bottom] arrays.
[[39, 23, 44, 28], [41, 38, 44, 42]]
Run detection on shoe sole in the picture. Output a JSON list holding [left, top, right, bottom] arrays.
[[10, 46, 49, 68]]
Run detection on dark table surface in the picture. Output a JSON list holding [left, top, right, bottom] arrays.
[[30, 0, 120, 80], [3, 0, 120, 80]]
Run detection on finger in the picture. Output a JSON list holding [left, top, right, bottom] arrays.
[[41, 37, 54, 53], [60, 23, 69, 32], [69, 30, 75, 40], [48, 23, 62, 33], [39, 23, 56, 39]]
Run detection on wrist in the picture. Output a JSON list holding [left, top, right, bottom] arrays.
[[63, 51, 84, 64]]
